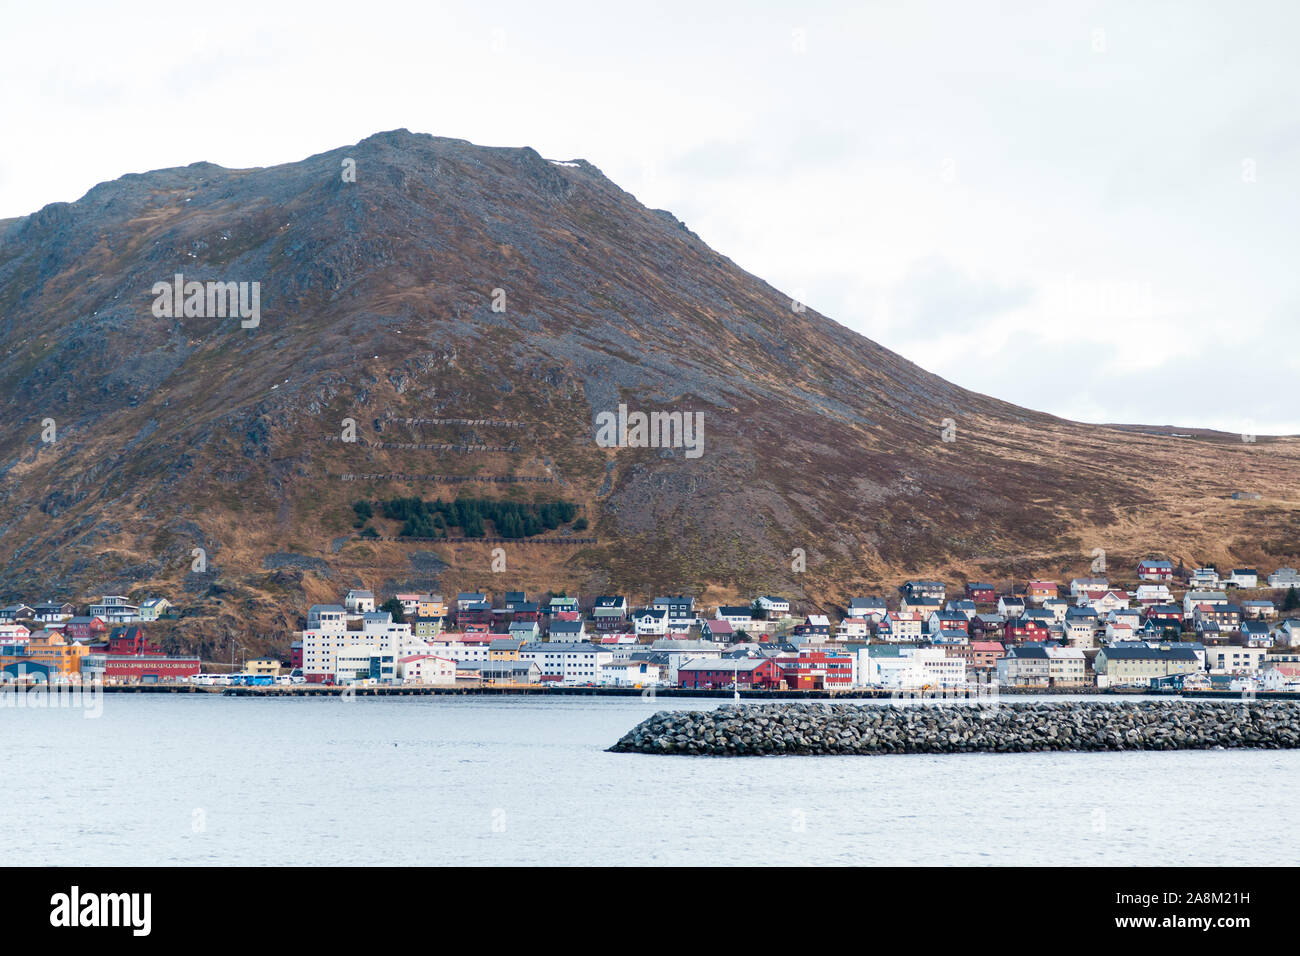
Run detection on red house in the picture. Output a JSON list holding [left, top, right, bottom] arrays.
[[107, 626, 163, 656], [455, 603, 493, 629], [1138, 560, 1175, 582], [1005, 620, 1050, 642], [65, 616, 108, 642], [931, 613, 969, 634], [1145, 605, 1182, 622], [678, 657, 780, 690], [778, 649, 854, 689], [966, 583, 996, 604]]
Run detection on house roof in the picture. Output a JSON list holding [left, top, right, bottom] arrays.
[[1103, 647, 1199, 661], [1010, 644, 1050, 658], [520, 641, 604, 654], [678, 657, 770, 672], [650, 639, 718, 651]]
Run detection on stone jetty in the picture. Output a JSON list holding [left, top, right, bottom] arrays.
[[607, 700, 1300, 756]]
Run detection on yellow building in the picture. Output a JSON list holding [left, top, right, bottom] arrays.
[[246, 657, 282, 676], [489, 639, 522, 662], [417, 595, 446, 620]]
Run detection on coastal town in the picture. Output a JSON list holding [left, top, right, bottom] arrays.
[[4, 561, 1300, 694]]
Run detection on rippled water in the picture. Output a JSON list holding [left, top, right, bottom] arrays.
[[4, 694, 1296, 865]]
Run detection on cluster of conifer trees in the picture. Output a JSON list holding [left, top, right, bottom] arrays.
[[370, 496, 578, 538]]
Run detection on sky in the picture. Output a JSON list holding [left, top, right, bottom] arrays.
[[2, 0, 1297, 433]]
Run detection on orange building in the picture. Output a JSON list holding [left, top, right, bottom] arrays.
[[21, 630, 91, 677]]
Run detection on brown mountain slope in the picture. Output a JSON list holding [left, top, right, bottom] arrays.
[[0, 129, 1297, 655]]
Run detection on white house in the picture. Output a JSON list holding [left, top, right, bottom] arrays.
[[345, 589, 377, 614], [878, 611, 925, 642], [715, 606, 758, 631], [856, 646, 967, 689], [1183, 590, 1228, 619], [1241, 600, 1277, 620], [633, 608, 669, 638], [1261, 665, 1300, 692], [519, 642, 614, 684], [1203, 645, 1267, 674], [1227, 569, 1259, 589], [1087, 590, 1132, 614], [1268, 568, 1300, 589], [997, 597, 1026, 618], [1070, 577, 1108, 596], [1281, 620, 1300, 647], [834, 616, 872, 642], [421, 638, 491, 664], [756, 596, 791, 617], [398, 655, 457, 685], [847, 597, 888, 623], [88, 596, 139, 623], [600, 659, 664, 687], [1134, 584, 1172, 604]]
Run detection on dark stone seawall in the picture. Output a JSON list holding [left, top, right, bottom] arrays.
[[607, 701, 1300, 756]]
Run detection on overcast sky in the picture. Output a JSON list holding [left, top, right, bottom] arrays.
[[3, 1, 1296, 432]]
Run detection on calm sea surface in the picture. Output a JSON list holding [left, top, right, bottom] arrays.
[[3, 693, 1296, 866]]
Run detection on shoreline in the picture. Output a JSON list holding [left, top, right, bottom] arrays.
[[12, 683, 1296, 701]]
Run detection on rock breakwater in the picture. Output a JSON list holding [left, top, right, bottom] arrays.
[[607, 701, 1300, 756]]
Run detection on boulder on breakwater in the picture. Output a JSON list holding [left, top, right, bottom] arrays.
[[606, 700, 1300, 756]]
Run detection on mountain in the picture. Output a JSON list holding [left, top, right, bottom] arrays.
[[1, 129, 1297, 655]]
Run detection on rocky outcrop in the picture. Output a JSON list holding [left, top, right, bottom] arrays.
[[608, 701, 1300, 756]]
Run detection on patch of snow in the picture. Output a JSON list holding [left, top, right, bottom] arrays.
[[548, 160, 580, 168]]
